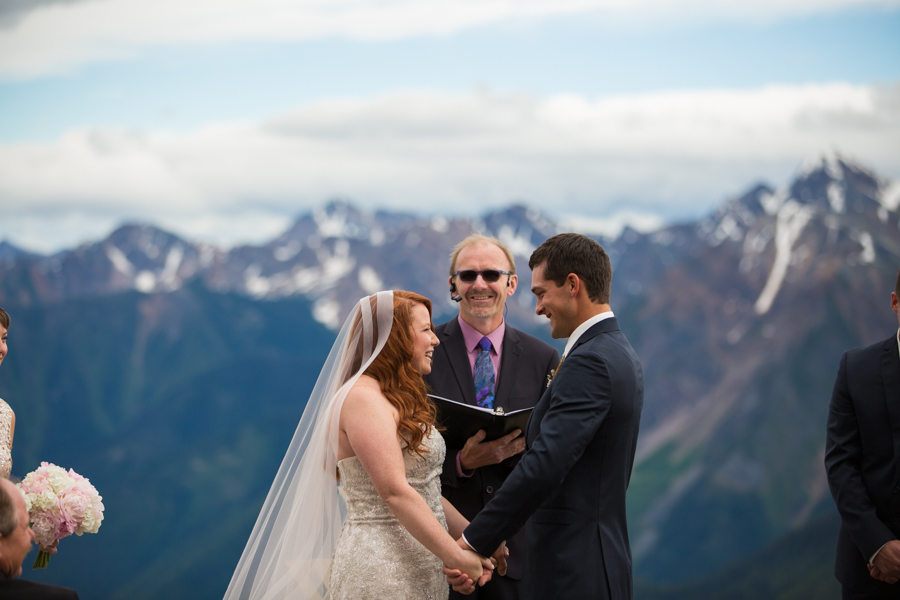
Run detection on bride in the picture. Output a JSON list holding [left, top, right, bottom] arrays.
[[224, 291, 494, 600]]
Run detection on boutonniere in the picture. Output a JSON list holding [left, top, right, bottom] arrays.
[[547, 355, 565, 388]]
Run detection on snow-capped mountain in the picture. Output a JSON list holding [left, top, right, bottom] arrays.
[[0, 200, 567, 329], [1, 153, 899, 592], [608, 153, 900, 580]]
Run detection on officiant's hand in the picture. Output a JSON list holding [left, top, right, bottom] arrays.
[[459, 429, 525, 471]]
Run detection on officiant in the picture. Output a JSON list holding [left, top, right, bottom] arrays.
[[424, 234, 558, 600]]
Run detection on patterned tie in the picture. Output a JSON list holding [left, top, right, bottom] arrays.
[[474, 336, 495, 409]]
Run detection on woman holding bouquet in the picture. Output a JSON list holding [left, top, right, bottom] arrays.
[[0, 307, 13, 480], [225, 291, 495, 600]]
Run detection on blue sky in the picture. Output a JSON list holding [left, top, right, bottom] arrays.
[[0, 0, 898, 252]]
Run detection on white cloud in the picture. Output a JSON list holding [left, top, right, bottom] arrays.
[[1, 82, 898, 252], [1, 0, 897, 80], [558, 211, 666, 239]]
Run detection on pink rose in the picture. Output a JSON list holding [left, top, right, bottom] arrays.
[[58, 487, 91, 534], [21, 469, 50, 495], [31, 511, 63, 549]]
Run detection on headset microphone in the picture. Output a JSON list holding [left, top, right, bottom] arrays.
[[449, 282, 462, 303]]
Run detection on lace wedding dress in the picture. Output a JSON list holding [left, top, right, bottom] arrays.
[[330, 428, 449, 600], [0, 399, 12, 479]]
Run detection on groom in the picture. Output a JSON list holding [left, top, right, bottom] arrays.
[[450, 233, 644, 599]]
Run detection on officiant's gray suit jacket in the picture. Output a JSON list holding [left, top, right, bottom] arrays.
[[424, 317, 558, 582], [464, 317, 643, 600]]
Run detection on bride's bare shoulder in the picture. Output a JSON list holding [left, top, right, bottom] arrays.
[[353, 374, 381, 391], [343, 376, 397, 418]]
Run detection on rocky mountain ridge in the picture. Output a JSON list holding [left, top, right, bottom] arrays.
[[2, 152, 899, 594], [0, 203, 562, 329]]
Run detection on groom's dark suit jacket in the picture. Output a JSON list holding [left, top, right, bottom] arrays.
[[464, 317, 643, 600], [424, 317, 558, 581], [826, 333, 900, 595]]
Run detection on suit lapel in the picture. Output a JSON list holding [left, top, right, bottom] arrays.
[[526, 318, 620, 445], [560, 318, 620, 370], [442, 318, 478, 406], [882, 335, 900, 482], [526, 387, 551, 446], [494, 324, 520, 411]]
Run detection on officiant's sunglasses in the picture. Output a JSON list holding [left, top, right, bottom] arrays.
[[454, 270, 513, 283]]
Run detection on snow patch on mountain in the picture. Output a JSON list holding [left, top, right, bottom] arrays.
[[159, 245, 184, 288], [798, 152, 844, 181], [558, 210, 663, 240], [759, 189, 786, 216], [879, 180, 900, 212], [430, 217, 449, 233], [313, 298, 341, 329], [106, 245, 134, 276], [135, 271, 156, 293], [710, 214, 743, 246], [243, 264, 270, 297], [273, 241, 301, 261], [754, 200, 815, 314], [827, 182, 845, 213], [855, 231, 876, 264], [496, 225, 535, 257], [358, 266, 383, 294]]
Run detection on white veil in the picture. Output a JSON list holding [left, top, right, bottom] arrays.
[[224, 291, 395, 600]]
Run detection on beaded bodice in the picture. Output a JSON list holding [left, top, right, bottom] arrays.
[[0, 399, 12, 479], [337, 428, 446, 525], [329, 427, 448, 600]]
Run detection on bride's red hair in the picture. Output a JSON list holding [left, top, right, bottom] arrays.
[[364, 290, 438, 456]]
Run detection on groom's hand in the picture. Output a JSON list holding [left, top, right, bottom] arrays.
[[444, 537, 493, 593], [870, 540, 900, 583], [491, 541, 509, 577], [459, 429, 526, 471]]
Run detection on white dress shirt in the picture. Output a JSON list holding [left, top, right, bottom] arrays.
[[562, 311, 615, 359]]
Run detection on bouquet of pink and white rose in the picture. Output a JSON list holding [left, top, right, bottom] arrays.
[[17, 462, 105, 569]]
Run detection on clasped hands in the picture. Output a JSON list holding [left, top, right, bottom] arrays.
[[443, 538, 508, 595], [869, 540, 900, 584]]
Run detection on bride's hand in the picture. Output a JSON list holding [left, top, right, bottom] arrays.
[[443, 552, 493, 595], [444, 540, 494, 594], [455, 547, 483, 579], [457, 548, 493, 587]]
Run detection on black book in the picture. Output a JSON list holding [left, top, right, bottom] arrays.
[[428, 394, 532, 448]]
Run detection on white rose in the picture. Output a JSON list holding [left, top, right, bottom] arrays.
[[29, 490, 60, 513], [47, 467, 75, 494]]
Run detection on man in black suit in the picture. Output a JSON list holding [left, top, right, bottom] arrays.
[[826, 268, 900, 600], [0, 478, 79, 599], [451, 233, 643, 600], [424, 234, 558, 600]]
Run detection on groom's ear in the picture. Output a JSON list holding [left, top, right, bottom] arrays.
[[566, 273, 580, 297]]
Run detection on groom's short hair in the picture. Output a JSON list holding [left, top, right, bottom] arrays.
[[895, 267, 900, 297], [529, 233, 612, 304]]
